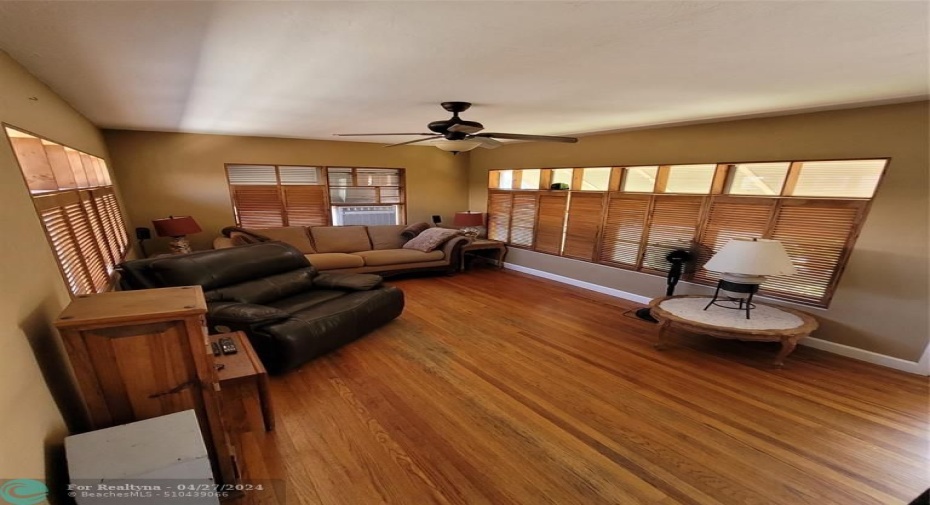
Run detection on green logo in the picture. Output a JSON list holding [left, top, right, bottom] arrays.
[[0, 480, 47, 505]]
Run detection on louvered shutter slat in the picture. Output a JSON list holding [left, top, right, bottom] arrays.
[[487, 192, 513, 242], [694, 197, 775, 283], [598, 195, 649, 267], [534, 194, 568, 255], [283, 186, 329, 226], [761, 201, 864, 304], [64, 203, 109, 293], [562, 192, 604, 261], [509, 192, 538, 248], [41, 207, 94, 294], [642, 196, 704, 271], [232, 186, 285, 228]]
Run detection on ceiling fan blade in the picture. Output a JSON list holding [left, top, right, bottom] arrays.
[[448, 123, 484, 134], [469, 136, 502, 149], [385, 135, 443, 147], [477, 132, 578, 143], [334, 133, 435, 137]]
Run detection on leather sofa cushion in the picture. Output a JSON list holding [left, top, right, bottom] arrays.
[[205, 268, 316, 304], [366, 225, 408, 250], [353, 249, 444, 266], [246, 226, 316, 254], [208, 301, 290, 325], [305, 253, 365, 270], [310, 226, 372, 253], [314, 272, 383, 290], [148, 242, 310, 290], [268, 290, 347, 314]]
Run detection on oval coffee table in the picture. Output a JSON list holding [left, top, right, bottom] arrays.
[[649, 295, 819, 367]]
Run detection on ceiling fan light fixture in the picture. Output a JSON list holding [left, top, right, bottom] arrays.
[[431, 139, 482, 153]]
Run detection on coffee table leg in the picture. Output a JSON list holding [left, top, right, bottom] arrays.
[[774, 336, 799, 367], [654, 320, 671, 350]]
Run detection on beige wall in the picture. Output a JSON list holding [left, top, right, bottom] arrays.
[[468, 101, 930, 362], [103, 131, 470, 254], [0, 51, 116, 484]]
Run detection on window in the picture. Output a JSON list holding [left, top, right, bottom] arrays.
[[551, 168, 573, 189], [487, 158, 888, 307], [6, 127, 128, 296], [226, 165, 405, 228]]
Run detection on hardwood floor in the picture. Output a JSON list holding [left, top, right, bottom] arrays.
[[236, 267, 929, 505]]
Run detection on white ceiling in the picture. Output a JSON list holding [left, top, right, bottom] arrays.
[[0, 1, 927, 145]]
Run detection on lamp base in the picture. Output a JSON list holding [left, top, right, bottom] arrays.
[[169, 236, 192, 255], [704, 278, 761, 319]]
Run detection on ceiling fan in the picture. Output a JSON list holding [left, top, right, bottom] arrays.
[[334, 102, 578, 154]]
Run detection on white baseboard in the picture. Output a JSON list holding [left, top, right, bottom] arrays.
[[503, 262, 651, 304], [502, 262, 930, 376]]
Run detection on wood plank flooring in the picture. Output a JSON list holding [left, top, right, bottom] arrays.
[[236, 267, 929, 505]]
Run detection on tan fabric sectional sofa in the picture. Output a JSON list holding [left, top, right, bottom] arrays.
[[214, 224, 467, 276]]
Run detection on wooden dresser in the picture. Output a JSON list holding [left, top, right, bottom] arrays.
[[54, 286, 237, 485]]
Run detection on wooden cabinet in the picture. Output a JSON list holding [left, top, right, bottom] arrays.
[[55, 286, 237, 485]]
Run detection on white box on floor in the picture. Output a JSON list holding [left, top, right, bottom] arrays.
[[65, 410, 219, 505]]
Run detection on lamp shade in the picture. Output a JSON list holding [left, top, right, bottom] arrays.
[[703, 238, 796, 276], [453, 211, 484, 227], [152, 216, 202, 237]]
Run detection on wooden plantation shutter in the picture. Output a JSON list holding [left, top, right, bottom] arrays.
[[64, 197, 109, 292], [38, 201, 95, 295], [487, 191, 513, 242], [598, 194, 650, 268], [641, 196, 705, 272], [282, 186, 328, 226], [761, 200, 866, 305], [508, 192, 538, 248], [534, 193, 568, 255], [562, 192, 605, 261], [693, 197, 775, 283], [230, 186, 285, 228], [102, 191, 128, 250]]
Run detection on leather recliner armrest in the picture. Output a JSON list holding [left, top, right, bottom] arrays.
[[208, 301, 291, 326], [313, 272, 384, 291]]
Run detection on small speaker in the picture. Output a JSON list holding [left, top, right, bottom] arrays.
[[431, 215, 442, 225], [135, 227, 151, 240]]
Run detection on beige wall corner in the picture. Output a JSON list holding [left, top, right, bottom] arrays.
[[103, 131, 471, 254], [0, 50, 114, 483], [468, 101, 930, 362]]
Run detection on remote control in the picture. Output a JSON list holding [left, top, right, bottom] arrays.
[[219, 337, 238, 355], [211, 342, 221, 356]]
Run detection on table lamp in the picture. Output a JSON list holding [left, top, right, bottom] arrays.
[[702, 238, 796, 318], [152, 215, 202, 254], [453, 211, 484, 238]]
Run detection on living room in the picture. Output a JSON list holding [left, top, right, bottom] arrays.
[[0, 2, 928, 504]]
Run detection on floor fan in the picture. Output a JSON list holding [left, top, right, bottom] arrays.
[[635, 249, 694, 323]]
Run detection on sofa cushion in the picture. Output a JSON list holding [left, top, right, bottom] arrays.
[[305, 253, 366, 270], [245, 226, 316, 254], [268, 290, 347, 314], [353, 249, 444, 266], [400, 222, 430, 240], [402, 228, 463, 252], [367, 225, 408, 250], [204, 268, 317, 304], [310, 226, 372, 253], [147, 242, 310, 291]]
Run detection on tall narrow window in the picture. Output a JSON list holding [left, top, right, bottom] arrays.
[[6, 127, 128, 296]]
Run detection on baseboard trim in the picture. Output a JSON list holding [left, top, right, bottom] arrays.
[[503, 262, 651, 304], [502, 262, 930, 376]]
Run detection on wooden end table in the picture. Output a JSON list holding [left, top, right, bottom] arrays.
[[649, 295, 818, 367], [211, 331, 275, 432], [460, 238, 508, 271]]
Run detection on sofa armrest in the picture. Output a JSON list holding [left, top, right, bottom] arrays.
[[313, 272, 383, 291], [207, 301, 290, 327], [441, 235, 469, 260]]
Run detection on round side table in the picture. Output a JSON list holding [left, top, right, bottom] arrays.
[[649, 295, 819, 367]]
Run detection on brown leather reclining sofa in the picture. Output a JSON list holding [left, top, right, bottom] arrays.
[[118, 242, 405, 374]]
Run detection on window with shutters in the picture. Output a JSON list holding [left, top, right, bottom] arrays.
[[6, 127, 128, 296], [488, 158, 887, 307], [225, 165, 405, 228]]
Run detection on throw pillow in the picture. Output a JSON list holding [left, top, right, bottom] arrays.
[[402, 227, 462, 252], [400, 222, 430, 240], [229, 231, 261, 246]]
